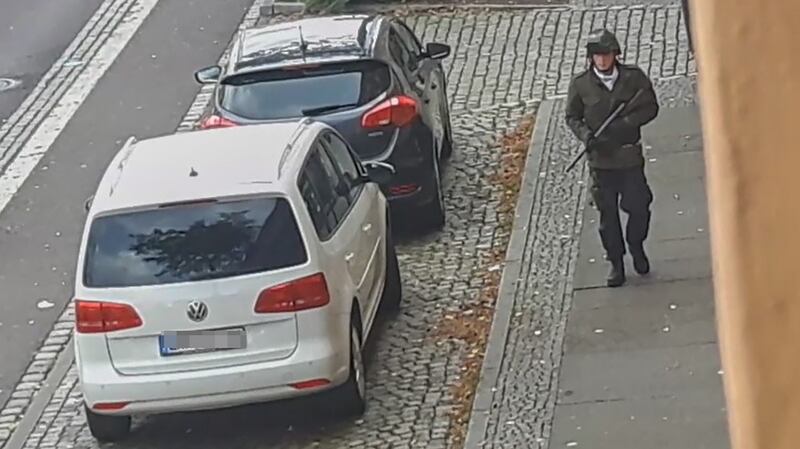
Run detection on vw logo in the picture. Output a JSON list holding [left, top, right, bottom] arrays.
[[186, 301, 208, 322]]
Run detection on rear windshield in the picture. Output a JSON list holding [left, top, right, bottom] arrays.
[[219, 60, 390, 120], [83, 197, 307, 288]]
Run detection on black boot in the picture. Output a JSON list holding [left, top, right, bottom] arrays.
[[630, 244, 650, 275], [607, 258, 626, 287]]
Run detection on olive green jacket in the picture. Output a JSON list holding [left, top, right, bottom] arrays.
[[565, 64, 660, 169]]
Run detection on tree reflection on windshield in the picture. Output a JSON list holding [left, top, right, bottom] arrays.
[[129, 211, 256, 281], [83, 197, 308, 288]]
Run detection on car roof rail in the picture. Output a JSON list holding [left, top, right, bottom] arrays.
[[108, 135, 138, 197], [277, 118, 315, 179]]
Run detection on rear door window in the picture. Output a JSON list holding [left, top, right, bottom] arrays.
[[321, 132, 364, 203], [395, 21, 423, 61], [83, 197, 307, 288], [388, 30, 416, 75], [219, 61, 391, 120], [299, 143, 353, 240]]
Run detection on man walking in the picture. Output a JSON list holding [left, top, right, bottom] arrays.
[[565, 29, 660, 287]]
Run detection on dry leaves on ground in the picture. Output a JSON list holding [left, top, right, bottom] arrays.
[[436, 115, 535, 449]]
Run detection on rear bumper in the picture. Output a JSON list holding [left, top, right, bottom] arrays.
[[78, 335, 350, 416], [384, 174, 437, 210], [374, 133, 438, 211]]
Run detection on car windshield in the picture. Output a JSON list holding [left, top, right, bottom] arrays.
[[219, 60, 390, 120], [83, 197, 307, 288]]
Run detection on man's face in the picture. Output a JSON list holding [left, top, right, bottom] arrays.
[[592, 52, 616, 71]]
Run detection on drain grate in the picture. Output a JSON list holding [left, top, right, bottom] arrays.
[[0, 78, 21, 92]]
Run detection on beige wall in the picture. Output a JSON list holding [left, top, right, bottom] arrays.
[[692, 2, 800, 448]]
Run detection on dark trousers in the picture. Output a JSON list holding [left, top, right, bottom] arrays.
[[590, 165, 654, 261]]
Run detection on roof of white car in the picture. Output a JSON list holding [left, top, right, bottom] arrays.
[[90, 120, 318, 215]]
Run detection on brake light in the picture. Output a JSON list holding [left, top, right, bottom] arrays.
[[361, 96, 418, 128], [255, 273, 330, 313], [200, 115, 237, 129], [75, 300, 143, 333]]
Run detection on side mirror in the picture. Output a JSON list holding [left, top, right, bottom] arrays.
[[194, 65, 222, 84], [425, 42, 451, 60], [362, 161, 396, 185]]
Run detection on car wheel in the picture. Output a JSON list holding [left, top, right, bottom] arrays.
[[381, 232, 402, 312], [85, 405, 131, 442], [334, 320, 367, 416], [420, 156, 446, 231]]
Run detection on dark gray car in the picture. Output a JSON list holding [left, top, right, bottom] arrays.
[[194, 15, 453, 231]]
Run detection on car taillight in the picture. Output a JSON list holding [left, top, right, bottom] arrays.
[[254, 273, 330, 313], [200, 115, 237, 129], [361, 96, 418, 129], [75, 300, 143, 334]]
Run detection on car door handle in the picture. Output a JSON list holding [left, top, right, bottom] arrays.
[[345, 252, 355, 263], [362, 223, 372, 233]]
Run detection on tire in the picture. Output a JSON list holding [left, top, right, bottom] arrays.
[[440, 101, 454, 160], [420, 156, 446, 231], [85, 405, 131, 442], [334, 319, 367, 416], [381, 233, 402, 312]]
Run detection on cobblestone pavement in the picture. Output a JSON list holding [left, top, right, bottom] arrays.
[[17, 102, 538, 449], [1, 3, 695, 449], [404, 3, 693, 111]]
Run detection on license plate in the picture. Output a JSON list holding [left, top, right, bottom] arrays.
[[159, 328, 246, 357]]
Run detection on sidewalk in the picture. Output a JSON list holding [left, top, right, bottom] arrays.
[[549, 101, 729, 448], [465, 78, 730, 448]]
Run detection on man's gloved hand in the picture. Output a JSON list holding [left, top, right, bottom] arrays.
[[605, 116, 638, 142], [586, 135, 613, 153]]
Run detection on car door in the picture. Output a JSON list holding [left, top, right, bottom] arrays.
[[298, 141, 365, 315], [390, 20, 444, 156], [319, 131, 383, 329], [299, 137, 375, 322]]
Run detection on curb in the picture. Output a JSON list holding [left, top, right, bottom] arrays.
[[462, 100, 555, 449], [260, 2, 306, 15]]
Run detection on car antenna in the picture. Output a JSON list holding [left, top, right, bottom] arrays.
[[298, 26, 308, 59], [189, 167, 198, 177]]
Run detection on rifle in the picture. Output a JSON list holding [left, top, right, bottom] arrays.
[[565, 88, 645, 173]]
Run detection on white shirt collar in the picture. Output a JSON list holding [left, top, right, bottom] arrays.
[[593, 65, 619, 91]]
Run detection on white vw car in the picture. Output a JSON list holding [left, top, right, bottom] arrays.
[[74, 120, 401, 441]]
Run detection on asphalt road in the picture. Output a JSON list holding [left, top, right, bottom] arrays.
[[0, 0, 104, 121], [0, 0, 255, 409]]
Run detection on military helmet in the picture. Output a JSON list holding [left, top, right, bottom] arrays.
[[586, 29, 621, 56]]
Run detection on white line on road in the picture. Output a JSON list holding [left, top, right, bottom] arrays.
[[0, 0, 160, 215], [0, 0, 266, 445], [0, 1, 159, 446]]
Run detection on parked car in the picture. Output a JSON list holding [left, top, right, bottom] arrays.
[[75, 120, 401, 441], [194, 15, 453, 230]]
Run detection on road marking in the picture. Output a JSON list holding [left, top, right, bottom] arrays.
[[0, 0, 159, 447], [0, 0, 267, 447], [0, 0, 159, 215]]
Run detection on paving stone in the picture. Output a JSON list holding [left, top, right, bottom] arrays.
[[550, 394, 726, 449]]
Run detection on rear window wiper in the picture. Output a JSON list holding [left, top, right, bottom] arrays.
[[301, 103, 359, 116]]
